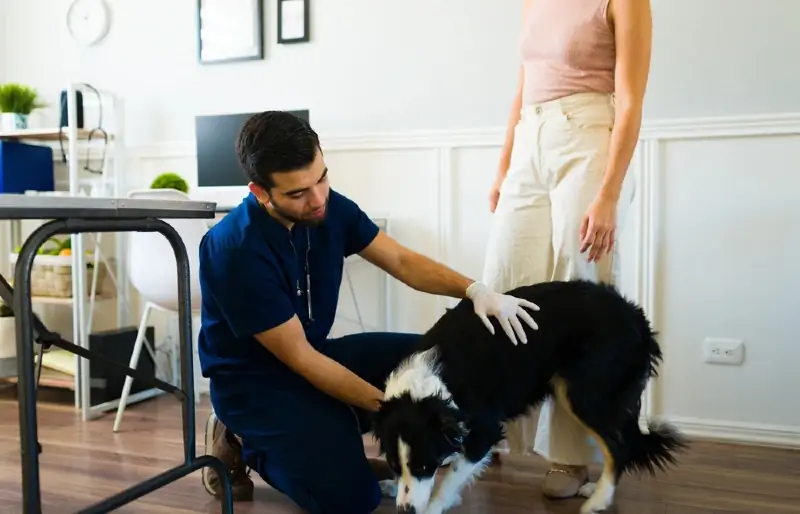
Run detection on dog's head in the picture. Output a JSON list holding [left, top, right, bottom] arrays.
[[373, 392, 467, 513]]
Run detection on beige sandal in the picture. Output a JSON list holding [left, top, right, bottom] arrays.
[[542, 464, 589, 499]]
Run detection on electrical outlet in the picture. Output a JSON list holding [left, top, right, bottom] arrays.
[[702, 337, 745, 365]]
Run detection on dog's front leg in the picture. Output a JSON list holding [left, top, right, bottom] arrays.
[[424, 452, 492, 514]]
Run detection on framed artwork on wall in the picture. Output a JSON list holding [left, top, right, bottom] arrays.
[[277, 0, 310, 44], [197, 0, 264, 64]]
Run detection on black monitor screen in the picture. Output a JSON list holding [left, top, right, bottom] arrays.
[[195, 110, 310, 187]]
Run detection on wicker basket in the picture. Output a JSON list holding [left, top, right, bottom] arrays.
[[8, 252, 108, 299]]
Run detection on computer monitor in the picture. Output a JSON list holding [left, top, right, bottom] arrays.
[[195, 110, 310, 187]]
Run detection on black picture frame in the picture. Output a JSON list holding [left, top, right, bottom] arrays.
[[277, 0, 310, 44], [197, 0, 264, 64]]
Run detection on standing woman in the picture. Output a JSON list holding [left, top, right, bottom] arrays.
[[482, 0, 652, 500]]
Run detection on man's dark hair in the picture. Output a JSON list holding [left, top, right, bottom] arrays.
[[235, 111, 320, 189]]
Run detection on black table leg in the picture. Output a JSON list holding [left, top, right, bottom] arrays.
[[12, 217, 233, 514]]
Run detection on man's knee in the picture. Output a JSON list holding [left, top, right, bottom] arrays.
[[311, 477, 382, 514], [261, 455, 382, 514]]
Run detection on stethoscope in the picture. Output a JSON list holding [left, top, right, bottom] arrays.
[[266, 200, 314, 325], [288, 224, 313, 325]]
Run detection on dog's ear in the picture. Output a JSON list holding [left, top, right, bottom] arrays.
[[370, 397, 397, 444], [373, 398, 393, 424], [440, 408, 468, 443]]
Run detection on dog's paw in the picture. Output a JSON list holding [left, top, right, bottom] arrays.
[[578, 481, 615, 513], [577, 482, 596, 498], [580, 497, 613, 514], [424, 491, 463, 514], [423, 502, 445, 514]]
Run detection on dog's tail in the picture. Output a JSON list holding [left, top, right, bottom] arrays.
[[619, 420, 688, 477]]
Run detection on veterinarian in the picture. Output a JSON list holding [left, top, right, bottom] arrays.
[[481, 0, 652, 500], [196, 111, 541, 514]]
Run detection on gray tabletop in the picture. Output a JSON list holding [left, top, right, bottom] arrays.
[[0, 194, 217, 220]]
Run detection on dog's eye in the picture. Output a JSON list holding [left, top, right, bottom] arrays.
[[415, 464, 436, 477]]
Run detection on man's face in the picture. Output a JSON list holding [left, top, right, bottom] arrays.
[[250, 148, 330, 226]]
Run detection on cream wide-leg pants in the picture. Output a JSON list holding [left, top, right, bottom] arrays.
[[482, 92, 635, 465]]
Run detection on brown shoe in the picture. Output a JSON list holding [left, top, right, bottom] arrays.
[[542, 463, 589, 499], [202, 412, 255, 502]]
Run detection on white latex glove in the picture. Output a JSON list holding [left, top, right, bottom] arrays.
[[465, 282, 540, 345]]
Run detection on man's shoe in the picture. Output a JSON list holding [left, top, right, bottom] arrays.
[[202, 412, 255, 502]]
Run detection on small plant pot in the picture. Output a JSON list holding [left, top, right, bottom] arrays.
[[0, 112, 29, 131]]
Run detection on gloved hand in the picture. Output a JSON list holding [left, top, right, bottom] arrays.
[[465, 282, 540, 345]]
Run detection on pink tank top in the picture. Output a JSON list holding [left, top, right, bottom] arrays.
[[520, 0, 616, 105]]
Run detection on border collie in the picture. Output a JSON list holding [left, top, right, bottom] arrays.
[[372, 279, 687, 514]]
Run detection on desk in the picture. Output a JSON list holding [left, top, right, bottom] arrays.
[[0, 195, 233, 514]]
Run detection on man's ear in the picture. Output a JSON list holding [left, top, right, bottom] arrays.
[[247, 181, 272, 205]]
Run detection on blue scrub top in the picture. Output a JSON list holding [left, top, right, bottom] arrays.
[[197, 190, 380, 378]]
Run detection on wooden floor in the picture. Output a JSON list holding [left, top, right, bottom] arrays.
[[1, 393, 799, 514]]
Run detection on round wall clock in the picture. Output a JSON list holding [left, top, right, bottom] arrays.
[[67, 0, 112, 46]]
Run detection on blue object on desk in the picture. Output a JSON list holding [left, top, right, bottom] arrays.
[[0, 141, 55, 194]]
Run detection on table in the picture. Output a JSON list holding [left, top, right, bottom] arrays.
[[0, 195, 233, 514]]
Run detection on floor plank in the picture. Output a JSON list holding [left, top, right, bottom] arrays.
[[0, 394, 798, 513]]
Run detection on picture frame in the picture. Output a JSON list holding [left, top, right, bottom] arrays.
[[277, 0, 310, 44], [197, 0, 264, 64]]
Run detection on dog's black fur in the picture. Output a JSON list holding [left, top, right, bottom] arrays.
[[373, 279, 687, 510]]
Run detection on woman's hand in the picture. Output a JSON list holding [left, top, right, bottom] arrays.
[[488, 176, 503, 213], [579, 194, 618, 262]]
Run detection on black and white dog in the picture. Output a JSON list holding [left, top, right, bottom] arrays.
[[372, 279, 687, 514]]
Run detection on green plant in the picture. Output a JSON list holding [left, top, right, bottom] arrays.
[[13, 236, 67, 255], [150, 172, 189, 193], [0, 301, 13, 318], [0, 83, 46, 115]]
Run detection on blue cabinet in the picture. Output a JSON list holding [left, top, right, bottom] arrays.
[[0, 141, 55, 194]]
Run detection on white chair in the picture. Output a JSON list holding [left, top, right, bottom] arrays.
[[112, 187, 208, 432]]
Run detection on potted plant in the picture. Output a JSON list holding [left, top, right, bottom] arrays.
[[0, 83, 46, 131], [150, 172, 189, 194], [0, 300, 15, 361]]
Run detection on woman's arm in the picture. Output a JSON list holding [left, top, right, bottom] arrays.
[[495, 64, 525, 183], [599, 0, 653, 202], [490, 0, 536, 212], [579, 0, 652, 261], [495, 0, 535, 182]]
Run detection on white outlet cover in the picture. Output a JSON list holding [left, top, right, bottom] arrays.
[[702, 337, 745, 366]]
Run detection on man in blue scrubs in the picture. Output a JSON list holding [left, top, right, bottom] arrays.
[[198, 111, 540, 514]]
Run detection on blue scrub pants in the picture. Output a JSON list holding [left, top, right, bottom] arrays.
[[209, 331, 420, 514]]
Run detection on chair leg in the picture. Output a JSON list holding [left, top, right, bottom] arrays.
[[113, 302, 153, 432]]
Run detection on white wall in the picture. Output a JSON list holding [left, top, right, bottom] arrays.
[[0, 0, 6, 82], [2, 0, 800, 447], [4, 0, 800, 141]]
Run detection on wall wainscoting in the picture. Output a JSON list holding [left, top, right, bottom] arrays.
[[49, 111, 800, 447]]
